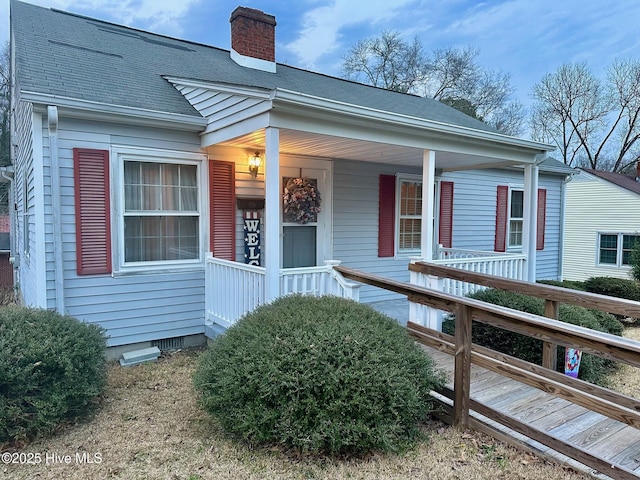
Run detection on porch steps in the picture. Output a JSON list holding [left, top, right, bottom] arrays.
[[119, 346, 161, 367]]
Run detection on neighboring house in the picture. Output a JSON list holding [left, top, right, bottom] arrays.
[[0, 214, 13, 288], [564, 167, 640, 281], [10, 1, 572, 352]]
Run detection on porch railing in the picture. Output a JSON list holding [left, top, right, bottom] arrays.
[[205, 255, 360, 328], [430, 248, 527, 297], [205, 256, 266, 329]]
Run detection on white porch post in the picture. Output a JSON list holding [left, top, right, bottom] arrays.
[[421, 149, 436, 260], [523, 163, 539, 282], [264, 127, 281, 302]]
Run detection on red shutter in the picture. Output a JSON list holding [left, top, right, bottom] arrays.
[[494, 185, 508, 252], [209, 160, 236, 260], [378, 174, 396, 257], [438, 181, 454, 248], [73, 148, 112, 275], [537, 188, 546, 251]]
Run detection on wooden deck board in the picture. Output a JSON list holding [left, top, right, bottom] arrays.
[[421, 343, 639, 479]]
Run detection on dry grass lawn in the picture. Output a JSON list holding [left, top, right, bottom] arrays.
[[2, 346, 595, 480], [608, 326, 640, 397]]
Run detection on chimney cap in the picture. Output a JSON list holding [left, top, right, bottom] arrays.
[[230, 6, 276, 26]]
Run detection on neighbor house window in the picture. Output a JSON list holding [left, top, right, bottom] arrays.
[[123, 160, 200, 263], [598, 233, 640, 266], [397, 177, 422, 252], [508, 189, 524, 248]]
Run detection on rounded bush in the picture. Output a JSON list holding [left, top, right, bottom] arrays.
[[0, 307, 107, 443], [584, 276, 640, 302], [442, 289, 622, 386], [194, 295, 446, 456]]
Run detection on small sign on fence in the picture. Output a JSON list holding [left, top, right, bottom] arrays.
[[564, 348, 582, 378]]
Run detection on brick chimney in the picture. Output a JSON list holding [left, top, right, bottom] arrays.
[[230, 6, 276, 73]]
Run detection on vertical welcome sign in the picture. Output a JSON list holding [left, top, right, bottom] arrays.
[[243, 211, 261, 266]]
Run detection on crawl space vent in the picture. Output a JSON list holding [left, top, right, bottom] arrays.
[[152, 336, 184, 351]]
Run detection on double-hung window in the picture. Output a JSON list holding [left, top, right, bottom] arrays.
[[598, 233, 640, 266], [397, 176, 422, 253], [508, 189, 524, 248], [113, 147, 205, 272]]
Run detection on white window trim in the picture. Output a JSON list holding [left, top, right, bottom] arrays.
[[111, 146, 208, 275], [596, 232, 640, 268], [395, 174, 423, 257], [507, 184, 524, 251]]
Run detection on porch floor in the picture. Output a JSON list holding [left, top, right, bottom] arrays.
[[368, 298, 409, 326]]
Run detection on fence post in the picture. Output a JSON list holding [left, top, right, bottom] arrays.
[[542, 299, 559, 370], [409, 258, 426, 326], [454, 304, 472, 428]]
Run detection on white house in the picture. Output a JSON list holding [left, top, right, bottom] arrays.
[[10, 1, 573, 353], [564, 168, 640, 281]]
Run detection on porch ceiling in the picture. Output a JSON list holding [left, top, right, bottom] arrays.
[[218, 129, 526, 171]]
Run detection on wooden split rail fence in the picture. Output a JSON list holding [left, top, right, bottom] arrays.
[[334, 263, 640, 480]]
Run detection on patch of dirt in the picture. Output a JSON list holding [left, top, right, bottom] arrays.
[[2, 348, 593, 480], [608, 326, 640, 398]]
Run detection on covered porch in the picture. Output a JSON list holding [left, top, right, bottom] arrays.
[[175, 80, 553, 335]]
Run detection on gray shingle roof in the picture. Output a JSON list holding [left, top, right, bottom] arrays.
[[11, 0, 498, 133]]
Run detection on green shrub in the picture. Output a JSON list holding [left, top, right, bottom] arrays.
[[442, 289, 622, 386], [584, 276, 640, 302], [0, 307, 107, 443], [537, 279, 586, 291], [629, 240, 640, 282], [194, 295, 446, 456]]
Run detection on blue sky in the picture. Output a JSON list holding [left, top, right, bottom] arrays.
[[3, 0, 640, 124]]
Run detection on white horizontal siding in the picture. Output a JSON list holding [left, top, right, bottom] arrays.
[[333, 160, 421, 303], [56, 117, 206, 346], [564, 172, 640, 281], [440, 168, 565, 281], [175, 85, 271, 134]]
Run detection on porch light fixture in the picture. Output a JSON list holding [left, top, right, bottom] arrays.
[[248, 152, 262, 178]]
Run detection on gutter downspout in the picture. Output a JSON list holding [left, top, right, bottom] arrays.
[[48, 106, 64, 314]]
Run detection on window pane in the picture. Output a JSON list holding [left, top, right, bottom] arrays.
[[124, 216, 198, 262], [163, 186, 180, 210], [510, 190, 523, 218], [181, 165, 197, 187], [600, 249, 617, 264], [622, 235, 640, 249], [599, 234, 618, 264], [163, 164, 180, 187], [124, 162, 141, 211], [142, 162, 160, 184], [143, 186, 161, 210], [600, 234, 617, 249], [509, 219, 523, 247], [400, 181, 422, 215], [622, 235, 640, 265], [181, 187, 198, 211], [399, 218, 421, 251]]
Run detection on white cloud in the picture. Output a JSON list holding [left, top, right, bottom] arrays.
[[5, 0, 200, 39], [284, 0, 416, 70]]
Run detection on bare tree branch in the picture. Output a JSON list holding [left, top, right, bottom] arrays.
[[342, 33, 524, 136], [530, 60, 640, 172]]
